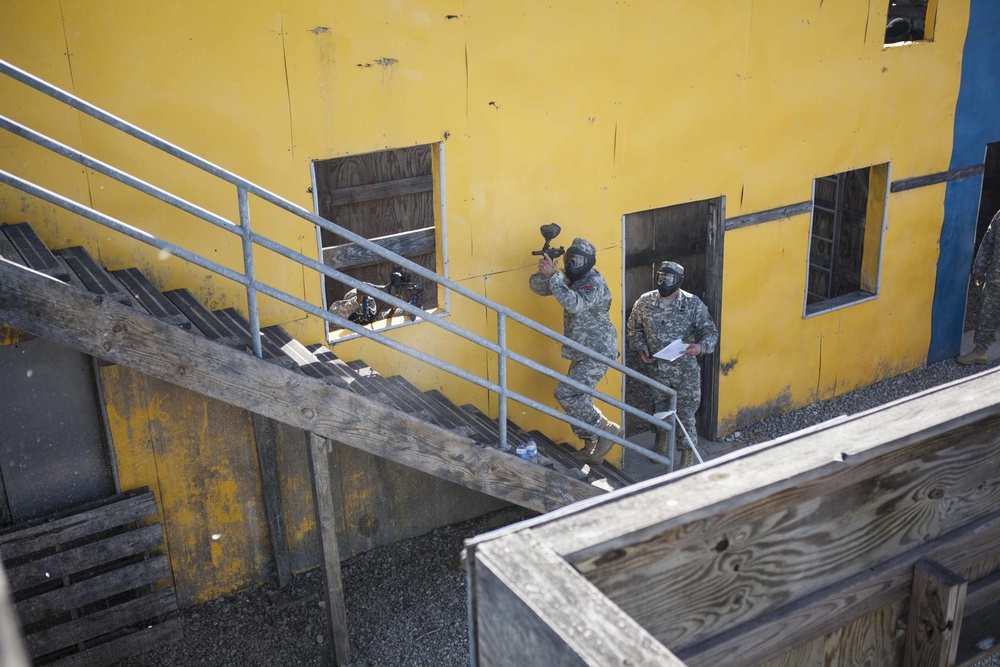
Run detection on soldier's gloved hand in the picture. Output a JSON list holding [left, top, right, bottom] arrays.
[[538, 253, 557, 278]]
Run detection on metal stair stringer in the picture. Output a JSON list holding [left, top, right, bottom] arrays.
[[0, 255, 604, 514]]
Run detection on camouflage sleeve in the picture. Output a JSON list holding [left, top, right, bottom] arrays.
[[548, 272, 605, 314], [974, 214, 999, 277], [528, 271, 552, 296], [692, 300, 719, 355], [625, 298, 649, 354], [329, 288, 359, 318]]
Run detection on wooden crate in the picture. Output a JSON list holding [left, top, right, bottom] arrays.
[[465, 369, 1000, 666], [0, 488, 181, 666]]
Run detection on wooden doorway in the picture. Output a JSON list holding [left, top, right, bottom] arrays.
[[622, 197, 724, 441]]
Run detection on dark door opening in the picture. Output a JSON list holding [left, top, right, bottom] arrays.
[[622, 197, 724, 441], [966, 141, 1000, 333]]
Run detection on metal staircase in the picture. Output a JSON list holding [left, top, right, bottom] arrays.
[[0, 222, 632, 507], [0, 58, 689, 513]]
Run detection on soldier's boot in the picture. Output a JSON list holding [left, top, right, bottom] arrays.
[[653, 429, 670, 456], [957, 345, 989, 365], [577, 416, 623, 465], [676, 447, 696, 470]]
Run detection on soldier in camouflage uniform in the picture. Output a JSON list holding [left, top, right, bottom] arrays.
[[958, 209, 1000, 365], [529, 237, 622, 464], [626, 261, 718, 469]]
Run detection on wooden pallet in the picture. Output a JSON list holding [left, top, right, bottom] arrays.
[[0, 488, 180, 666]]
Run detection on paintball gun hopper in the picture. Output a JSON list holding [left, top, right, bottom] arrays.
[[532, 222, 565, 259]]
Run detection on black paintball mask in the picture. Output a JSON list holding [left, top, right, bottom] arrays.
[[656, 261, 684, 298], [564, 247, 596, 282]]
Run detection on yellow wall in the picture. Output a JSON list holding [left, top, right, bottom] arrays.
[[0, 0, 971, 595]]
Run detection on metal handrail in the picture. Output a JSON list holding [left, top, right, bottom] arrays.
[[0, 58, 691, 467]]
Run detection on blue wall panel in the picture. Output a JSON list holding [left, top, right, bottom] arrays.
[[929, 0, 1000, 363]]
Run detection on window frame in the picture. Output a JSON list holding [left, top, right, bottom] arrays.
[[803, 162, 891, 318], [311, 141, 449, 342]]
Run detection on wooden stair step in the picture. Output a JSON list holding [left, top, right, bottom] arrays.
[[454, 403, 583, 474], [305, 345, 380, 397], [529, 429, 635, 489], [0, 228, 26, 267], [211, 309, 296, 370], [1, 222, 70, 280], [261, 326, 350, 385], [56, 246, 132, 304], [163, 289, 242, 347], [416, 387, 496, 440], [382, 378, 479, 439], [112, 267, 190, 328]]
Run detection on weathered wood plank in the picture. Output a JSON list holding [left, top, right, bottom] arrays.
[[902, 560, 966, 667], [26, 587, 177, 658], [0, 259, 600, 513], [307, 433, 350, 666], [15, 555, 171, 626], [327, 173, 433, 207], [677, 509, 1000, 667], [251, 414, 292, 588], [822, 602, 904, 667], [0, 489, 156, 560], [322, 226, 436, 270], [6, 523, 164, 592], [471, 531, 684, 667], [46, 616, 182, 667]]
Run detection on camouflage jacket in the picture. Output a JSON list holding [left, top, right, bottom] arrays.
[[974, 210, 1000, 282], [529, 268, 618, 361], [626, 289, 718, 371]]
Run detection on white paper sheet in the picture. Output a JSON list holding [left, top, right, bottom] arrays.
[[652, 339, 688, 361]]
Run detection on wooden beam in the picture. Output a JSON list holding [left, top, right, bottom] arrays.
[[471, 532, 685, 667], [322, 226, 436, 271], [724, 202, 812, 230], [251, 414, 292, 588], [0, 258, 601, 513], [903, 560, 966, 667], [890, 165, 984, 193], [326, 174, 433, 207], [307, 433, 350, 666]]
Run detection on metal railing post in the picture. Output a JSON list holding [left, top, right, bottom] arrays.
[[238, 186, 263, 359], [497, 313, 508, 452]]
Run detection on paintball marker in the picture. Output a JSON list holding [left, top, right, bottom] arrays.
[[531, 223, 565, 260], [389, 265, 424, 321]]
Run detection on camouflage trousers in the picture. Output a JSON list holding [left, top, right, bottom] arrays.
[[554, 357, 610, 440], [974, 279, 1000, 349], [648, 360, 701, 450]]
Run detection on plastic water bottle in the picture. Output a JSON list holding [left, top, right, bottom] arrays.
[[516, 442, 529, 459], [525, 438, 538, 463]]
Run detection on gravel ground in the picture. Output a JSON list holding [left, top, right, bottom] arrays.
[[115, 350, 1000, 667]]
